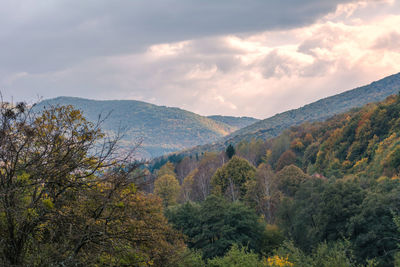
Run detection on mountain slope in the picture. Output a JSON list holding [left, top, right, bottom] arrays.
[[228, 72, 400, 142], [238, 92, 400, 179], [177, 72, 400, 156], [35, 97, 257, 158], [207, 115, 259, 129]]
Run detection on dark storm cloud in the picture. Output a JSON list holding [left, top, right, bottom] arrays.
[[0, 0, 357, 73]]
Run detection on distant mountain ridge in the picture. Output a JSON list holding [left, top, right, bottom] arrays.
[[35, 97, 258, 158], [207, 115, 259, 129], [176, 72, 400, 156]]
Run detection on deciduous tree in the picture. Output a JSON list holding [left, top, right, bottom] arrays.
[[212, 156, 256, 201], [0, 103, 185, 266], [154, 174, 181, 206]]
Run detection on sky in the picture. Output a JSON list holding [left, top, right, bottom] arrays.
[[1, 0, 400, 119]]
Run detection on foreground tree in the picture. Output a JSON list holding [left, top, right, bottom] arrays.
[[0, 103, 184, 266]]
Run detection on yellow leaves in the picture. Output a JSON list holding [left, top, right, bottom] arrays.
[[377, 176, 389, 183], [115, 201, 125, 208], [326, 128, 344, 147], [34, 105, 101, 145], [290, 138, 304, 151], [35, 222, 50, 242], [154, 174, 181, 207], [25, 208, 38, 219], [353, 157, 368, 170], [383, 94, 398, 106], [157, 162, 176, 177], [86, 157, 100, 168], [342, 160, 353, 169], [127, 183, 137, 194], [264, 149, 272, 163], [266, 255, 293, 267], [16, 172, 30, 183], [0, 211, 6, 221], [42, 198, 55, 210]]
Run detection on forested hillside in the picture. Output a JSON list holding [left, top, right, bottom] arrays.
[[207, 115, 259, 129], [3, 93, 400, 266], [149, 93, 400, 266], [36, 97, 257, 158], [180, 73, 400, 157]]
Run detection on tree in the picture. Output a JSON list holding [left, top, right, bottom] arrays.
[[174, 249, 205, 267], [92, 191, 186, 266], [191, 153, 222, 201], [277, 179, 365, 255], [245, 163, 281, 223], [212, 156, 256, 201], [275, 240, 358, 267], [347, 179, 400, 265], [302, 142, 319, 169], [176, 156, 197, 183], [226, 144, 236, 159], [236, 139, 266, 166], [0, 103, 185, 266], [276, 165, 310, 197], [166, 196, 281, 260], [154, 174, 181, 207], [180, 171, 195, 203], [290, 138, 305, 152], [275, 150, 297, 171], [269, 132, 291, 168], [207, 244, 264, 267], [157, 161, 176, 177], [393, 212, 400, 266], [383, 146, 400, 177]]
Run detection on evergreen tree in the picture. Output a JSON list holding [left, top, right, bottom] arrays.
[[226, 144, 235, 159]]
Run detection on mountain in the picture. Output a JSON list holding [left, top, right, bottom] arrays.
[[155, 86, 400, 267], [175, 72, 400, 156], [207, 115, 259, 129], [35, 97, 257, 158], [228, 92, 400, 179]]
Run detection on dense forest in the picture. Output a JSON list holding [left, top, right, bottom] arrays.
[[1, 94, 400, 266], [180, 72, 400, 157], [150, 93, 400, 266]]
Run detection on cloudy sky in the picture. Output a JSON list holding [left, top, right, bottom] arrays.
[[1, 0, 400, 118]]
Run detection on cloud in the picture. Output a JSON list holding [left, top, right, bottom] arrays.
[[373, 31, 400, 51], [1, 0, 400, 119], [0, 0, 357, 73]]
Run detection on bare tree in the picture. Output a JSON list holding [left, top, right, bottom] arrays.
[[191, 153, 222, 201], [245, 163, 281, 223]]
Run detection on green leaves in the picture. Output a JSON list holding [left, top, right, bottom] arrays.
[[211, 156, 256, 201], [154, 174, 181, 207], [166, 195, 282, 260], [208, 244, 264, 267]]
